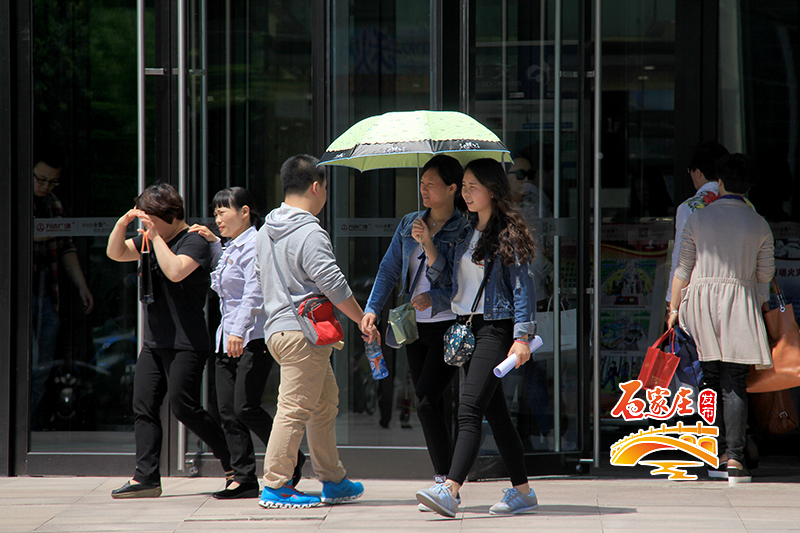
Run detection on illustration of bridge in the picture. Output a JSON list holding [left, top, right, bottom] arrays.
[[610, 422, 719, 478]]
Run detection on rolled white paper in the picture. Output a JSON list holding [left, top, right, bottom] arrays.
[[494, 335, 545, 378]]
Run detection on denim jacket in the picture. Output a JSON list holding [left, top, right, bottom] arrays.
[[430, 218, 537, 339], [365, 208, 468, 319]]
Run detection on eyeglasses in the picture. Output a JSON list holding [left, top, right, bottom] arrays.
[[33, 173, 59, 188], [508, 169, 532, 181]]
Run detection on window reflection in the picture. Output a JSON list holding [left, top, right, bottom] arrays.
[[30, 0, 139, 450]]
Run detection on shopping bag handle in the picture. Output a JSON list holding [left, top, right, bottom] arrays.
[[773, 278, 787, 310], [652, 327, 676, 354], [140, 234, 150, 254]]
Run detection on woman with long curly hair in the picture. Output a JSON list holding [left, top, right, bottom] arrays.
[[416, 158, 539, 517]]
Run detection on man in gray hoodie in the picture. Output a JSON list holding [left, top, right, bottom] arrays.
[[254, 154, 376, 509]]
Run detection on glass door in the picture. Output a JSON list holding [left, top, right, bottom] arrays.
[[468, 0, 588, 477], [25, 0, 144, 474]]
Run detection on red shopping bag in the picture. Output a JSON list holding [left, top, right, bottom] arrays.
[[637, 328, 680, 390]]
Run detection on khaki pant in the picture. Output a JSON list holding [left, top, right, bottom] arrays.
[[263, 330, 346, 489]]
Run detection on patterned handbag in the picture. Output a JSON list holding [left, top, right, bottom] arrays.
[[444, 258, 493, 367]]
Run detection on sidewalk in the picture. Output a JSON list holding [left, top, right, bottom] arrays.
[[3, 468, 800, 533]]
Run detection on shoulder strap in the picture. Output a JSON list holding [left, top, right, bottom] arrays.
[[268, 236, 313, 338], [469, 257, 493, 314], [407, 251, 426, 297]]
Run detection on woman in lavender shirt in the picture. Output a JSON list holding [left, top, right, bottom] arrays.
[[191, 187, 303, 499]]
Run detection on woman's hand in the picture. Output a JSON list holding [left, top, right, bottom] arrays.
[[411, 216, 431, 245], [667, 310, 679, 328], [410, 292, 432, 311], [188, 224, 219, 243], [117, 208, 139, 229], [361, 312, 377, 336], [136, 211, 159, 241], [227, 335, 244, 358], [508, 340, 532, 368]]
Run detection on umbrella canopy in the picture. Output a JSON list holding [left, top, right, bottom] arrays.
[[318, 110, 511, 171]]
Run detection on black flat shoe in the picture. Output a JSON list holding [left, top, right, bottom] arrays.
[[212, 481, 260, 499], [111, 480, 162, 499], [292, 450, 306, 489]]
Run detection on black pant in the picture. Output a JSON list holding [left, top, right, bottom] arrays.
[[132, 346, 231, 485], [406, 320, 458, 477], [215, 338, 275, 484], [448, 316, 528, 486], [701, 360, 750, 464]]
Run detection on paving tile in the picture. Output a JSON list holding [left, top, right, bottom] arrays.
[[2, 476, 800, 532], [600, 505, 746, 532], [735, 505, 800, 530]]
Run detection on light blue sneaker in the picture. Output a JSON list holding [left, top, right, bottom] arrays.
[[320, 477, 364, 503], [488, 487, 538, 515], [416, 482, 458, 518], [258, 484, 321, 509], [418, 492, 461, 512]]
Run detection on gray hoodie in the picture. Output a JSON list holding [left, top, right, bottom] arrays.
[[255, 202, 352, 342]]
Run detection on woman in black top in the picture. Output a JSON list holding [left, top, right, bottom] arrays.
[[106, 183, 231, 498]]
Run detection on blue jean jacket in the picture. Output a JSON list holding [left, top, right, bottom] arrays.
[[365, 209, 469, 319], [430, 219, 538, 339]]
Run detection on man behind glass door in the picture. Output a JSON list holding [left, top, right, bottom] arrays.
[[31, 145, 94, 420], [666, 141, 729, 312]]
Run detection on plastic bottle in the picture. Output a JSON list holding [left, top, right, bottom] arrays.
[[365, 339, 389, 380]]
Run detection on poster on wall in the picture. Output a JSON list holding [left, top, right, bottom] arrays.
[[599, 223, 672, 420]]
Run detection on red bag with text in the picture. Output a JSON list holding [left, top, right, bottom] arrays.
[[637, 328, 680, 390]]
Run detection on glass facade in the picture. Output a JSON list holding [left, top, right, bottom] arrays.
[[30, 0, 140, 453], [328, 0, 434, 450], [5, 0, 800, 476]]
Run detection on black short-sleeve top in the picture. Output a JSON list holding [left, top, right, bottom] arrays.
[[132, 229, 212, 351]]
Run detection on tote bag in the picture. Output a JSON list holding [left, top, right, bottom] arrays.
[[537, 297, 577, 353], [747, 279, 800, 393], [138, 236, 154, 304], [637, 328, 680, 390]]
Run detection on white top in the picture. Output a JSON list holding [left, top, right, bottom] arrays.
[[410, 243, 456, 323], [667, 181, 719, 302], [451, 230, 485, 316]]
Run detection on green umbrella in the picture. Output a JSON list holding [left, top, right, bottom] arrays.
[[319, 110, 510, 170], [318, 110, 511, 211]]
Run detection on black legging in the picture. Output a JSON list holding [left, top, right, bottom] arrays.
[[215, 338, 275, 485], [132, 346, 231, 485], [405, 320, 458, 476], [448, 316, 528, 486]]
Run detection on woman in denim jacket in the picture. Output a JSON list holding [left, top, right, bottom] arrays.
[[362, 155, 468, 492], [416, 158, 538, 517]]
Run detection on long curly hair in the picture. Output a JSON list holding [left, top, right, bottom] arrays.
[[464, 158, 536, 266]]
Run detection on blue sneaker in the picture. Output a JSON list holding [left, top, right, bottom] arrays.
[[416, 482, 458, 518], [258, 484, 321, 509], [488, 487, 538, 515], [320, 477, 364, 503]]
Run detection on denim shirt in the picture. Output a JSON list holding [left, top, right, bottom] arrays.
[[365, 208, 468, 319], [430, 218, 538, 339], [209, 226, 266, 352]]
